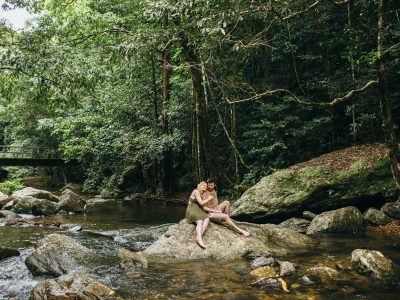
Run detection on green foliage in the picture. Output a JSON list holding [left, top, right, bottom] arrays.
[[0, 179, 24, 195], [0, 0, 399, 194]]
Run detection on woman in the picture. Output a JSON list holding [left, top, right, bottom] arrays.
[[185, 181, 214, 249]]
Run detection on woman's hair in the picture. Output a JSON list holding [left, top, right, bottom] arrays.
[[196, 181, 207, 194]]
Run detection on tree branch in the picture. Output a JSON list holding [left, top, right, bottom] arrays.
[[68, 28, 133, 46], [225, 80, 378, 107], [282, 1, 320, 20]]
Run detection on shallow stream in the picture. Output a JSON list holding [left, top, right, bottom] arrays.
[[1, 200, 399, 299]]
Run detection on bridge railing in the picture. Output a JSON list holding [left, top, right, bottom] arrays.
[[0, 145, 60, 160]]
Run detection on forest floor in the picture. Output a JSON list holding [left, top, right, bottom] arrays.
[[290, 143, 388, 173]]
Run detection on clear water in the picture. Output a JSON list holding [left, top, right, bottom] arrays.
[[1, 201, 400, 300]]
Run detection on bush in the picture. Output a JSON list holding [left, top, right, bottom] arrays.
[[0, 179, 25, 195]]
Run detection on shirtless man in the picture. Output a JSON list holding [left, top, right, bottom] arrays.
[[201, 178, 250, 236], [203, 178, 231, 216]]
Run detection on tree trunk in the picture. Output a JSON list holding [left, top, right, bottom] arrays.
[[377, 0, 400, 189], [182, 42, 215, 180], [160, 12, 174, 195]]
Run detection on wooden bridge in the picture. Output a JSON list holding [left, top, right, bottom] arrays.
[[0, 145, 77, 166]]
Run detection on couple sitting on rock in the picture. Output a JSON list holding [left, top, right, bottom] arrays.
[[185, 178, 250, 249]]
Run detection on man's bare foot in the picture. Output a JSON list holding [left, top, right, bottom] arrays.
[[241, 230, 250, 237], [196, 237, 206, 249]]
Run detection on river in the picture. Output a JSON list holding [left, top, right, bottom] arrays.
[[1, 200, 399, 299]]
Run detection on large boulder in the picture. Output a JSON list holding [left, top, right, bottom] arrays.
[[306, 206, 364, 234], [30, 272, 123, 300], [363, 208, 391, 226], [0, 210, 20, 219], [351, 249, 394, 279], [13, 196, 58, 216], [11, 187, 59, 215], [381, 202, 400, 220], [0, 191, 9, 207], [57, 189, 86, 213], [11, 187, 59, 203], [232, 145, 397, 223], [143, 220, 314, 259], [25, 234, 96, 277]]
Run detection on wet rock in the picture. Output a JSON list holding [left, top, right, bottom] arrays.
[[57, 189, 86, 213], [299, 275, 320, 285], [11, 187, 59, 203], [250, 266, 277, 279], [306, 206, 364, 234], [231, 148, 397, 223], [117, 248, 148, 271], [303, 211, 317, 220], [278, 261, 296, 276], [363, 208, 391, 225], [30, 272, 122, 300], [143, 220, 314, 259], [0, 191, 9, 207], [13, 196, 58, 216], [244, 250, 272, 260], [251, 256, 275, 269], [0, 247, 20, 260], [0, 210, 20, 219], [4, 217, 34, 227], [351, 249, 394, 279], [307, 264, 340, 278], [25, 234, 96, 277], [278, 217, 310, 233], [114, 224, 173, 251], [2, 200, 14, 210], [251, 277, 281, 289], [381, 202, 400, 220]]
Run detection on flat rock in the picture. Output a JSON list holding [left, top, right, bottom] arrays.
[[30, 272, 123, 300], [11, 187, 59, 202], [143, 219, 314, 259]]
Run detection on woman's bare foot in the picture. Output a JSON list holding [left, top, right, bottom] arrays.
[[196, 237, 206, 249]]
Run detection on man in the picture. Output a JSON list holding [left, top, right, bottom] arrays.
[[203, 178, 231, 216], [201, 178, 250, 236]]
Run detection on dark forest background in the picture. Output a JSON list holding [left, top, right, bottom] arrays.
[[0, 0, 399, 196]]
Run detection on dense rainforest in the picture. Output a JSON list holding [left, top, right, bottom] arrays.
[[0, 0, 399, 196]]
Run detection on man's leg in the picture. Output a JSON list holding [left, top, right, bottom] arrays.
[[218, 200, 231, 216]]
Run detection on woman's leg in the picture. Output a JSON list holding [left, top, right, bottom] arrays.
[[195, 220, 206, 248], [202, 217, 210, 235]]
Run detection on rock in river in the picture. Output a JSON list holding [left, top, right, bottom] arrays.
[[25, 234, 96, 277], [143, 219, 314, 259], [381, 202, 400, 220], [306, 206, 364, 234], [232, 146, 397, 223], [57, 189, 86, 213], [363, 208, 391, 226], [30, 272, 123, 300], [351, 249, 394, 279], [0, 191, 9, 207], [0, 247, 20, 261]]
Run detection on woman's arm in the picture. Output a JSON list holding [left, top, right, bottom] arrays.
[[192, 190, 213, 206]]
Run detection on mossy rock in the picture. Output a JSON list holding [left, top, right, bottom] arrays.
[[232, 154, 397, 223]]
